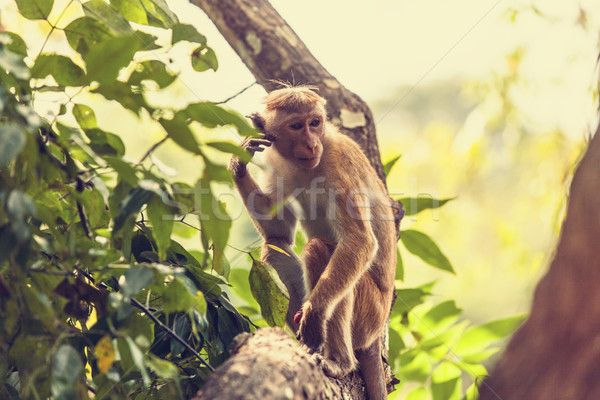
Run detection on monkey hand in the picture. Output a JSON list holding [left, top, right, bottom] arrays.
[[229, 136, 273, 178], [296, 302, 325, 353]]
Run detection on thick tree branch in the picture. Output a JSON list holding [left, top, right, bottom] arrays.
[[479, 121, 600, 399]]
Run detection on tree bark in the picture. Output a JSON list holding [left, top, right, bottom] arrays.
[[479, 120, 600, 399]]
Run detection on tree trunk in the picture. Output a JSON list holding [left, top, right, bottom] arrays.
[[188, 1, 401, 398], [479, 120, 600, 399]]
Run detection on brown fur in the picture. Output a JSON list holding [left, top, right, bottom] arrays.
[[229, 87, 396, 400]]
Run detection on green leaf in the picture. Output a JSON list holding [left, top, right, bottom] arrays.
[[162, 277, 205, 314], [0, 47, 30, 80], [31, 54, 86, 86], [128, 60, 176, 89], [191, 46, 218, 72], [384, 154, 401, 176], [64, 17, 114, 55], [172, 23, 207, 45], [400, 350, 431, 382], [72, 103, 97, 129], [51, 344, 83, 399], [0, 123, 26, 169], [15, 0, 53, 20], [109, 0, 148, 24], [415, 300, 462, 335], [112, 185, 154, 233], [159, 113, 201, 154], [401, 230, 454, 274], [103, 156, 139, 185], [84, 35, 143, 84], [84, 128, 125, 156], [397, 197, 454, 216], [93, 80, 146, 113], [195, 179, 231, 276], [249, 260, 289, 327], [454, 314, 527, 357], [146, 195, 174, 260], [0, 32, 28, 56], [185, 102, 255, 136], [120, 265, 154, 297], [139, 0, 178, 28], [392, 287, 430, 316], [396, 246, 404, 281], [83, 0, 133, 35], [205, 140, 252, 163], [406, 387, 429, 400], [432, 362, 461, 400], [125, 336, 150, 386]]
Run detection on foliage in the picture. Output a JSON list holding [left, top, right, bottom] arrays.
[[0, 0, 255, 398], [0, 2, 525, 400]]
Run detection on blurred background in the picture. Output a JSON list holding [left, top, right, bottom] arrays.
[[2, 0, 599, 324]]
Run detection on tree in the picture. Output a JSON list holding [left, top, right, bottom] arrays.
[[0, 1, 523, 399]]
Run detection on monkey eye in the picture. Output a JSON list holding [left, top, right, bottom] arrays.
[[309, 118, 320, 127], [289, 122, 303, 130]]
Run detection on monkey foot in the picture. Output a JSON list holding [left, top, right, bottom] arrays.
[[310, 353, 353, 379]]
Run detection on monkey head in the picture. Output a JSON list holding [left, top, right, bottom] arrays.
[[249, 86, 327, 169]]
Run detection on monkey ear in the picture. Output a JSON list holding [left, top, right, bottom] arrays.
[[247, 112, 266, 133]]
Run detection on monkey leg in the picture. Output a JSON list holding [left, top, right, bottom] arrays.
[[318, 293, 357, 379], [261, 238, 306, 331], [356, 336, 386, 400]]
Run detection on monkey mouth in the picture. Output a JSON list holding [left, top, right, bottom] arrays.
[[297, 157, 318, 161]]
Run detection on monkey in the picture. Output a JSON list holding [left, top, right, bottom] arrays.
[[229, 86, 396, 400]]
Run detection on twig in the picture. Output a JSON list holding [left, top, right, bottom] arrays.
[[138, 136, 168, 164], [76, 200, 92, 239], [215, 82, 257, 104]]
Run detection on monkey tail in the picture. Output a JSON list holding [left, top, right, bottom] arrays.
[[356, 336, 387, 400]]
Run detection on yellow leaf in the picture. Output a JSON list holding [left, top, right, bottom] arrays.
[[265, 244, 290, 257], [95, 335, 115, 374]]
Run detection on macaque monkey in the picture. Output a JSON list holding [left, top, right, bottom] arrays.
[[229, 86, 396, 400]]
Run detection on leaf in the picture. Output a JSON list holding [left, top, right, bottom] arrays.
[[64, 17, 114, 55], [103, 156, 138, 185], [112, 186, 154, 234], [109, 0, 148, 24], [185, 102, 256, 136], [172, 23, 207, 45], [72, 103, 97, 129], [397, 197, 454, 217], [249, 260, 289, 327], [0, 47, 30, 80], [392, 287, 431, 316], [0, 32, 28, 56], [195, 179, 231, 276], [139, 0, 178, 28], [84, 128, 125, 156], [31, 54, 86, 86], [146, 195, 174, 260], [162, 278, 192, 313], [0, 123, 26, 169], [432, 362, 462, 400], [401, 230, 454, 274], [15, 0, 53, 20], [415, 300, 462, 335], [83, 0, 133, 35], [454, 314, 527, 357], [384, 154, 402, 176], [119, 265, 154, 297], [191, 46, 218, 72], [125, 336, 150, 386], [406, 387, 429, 400], [93, 80, 146, 113], [128, 60, 176, 89], [396, 246, 404, 281], [51, 344, 83, 398], [265, 244, 290, 257], [159, 113, 201, 154], [84, 35, 143, 84], [205, 140, 252, 163], [95, 335, 115, 374]]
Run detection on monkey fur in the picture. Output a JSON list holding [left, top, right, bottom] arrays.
[[229, 86, 396, 400]]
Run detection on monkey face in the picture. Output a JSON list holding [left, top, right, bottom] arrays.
[[276, 112, 324, 169]]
